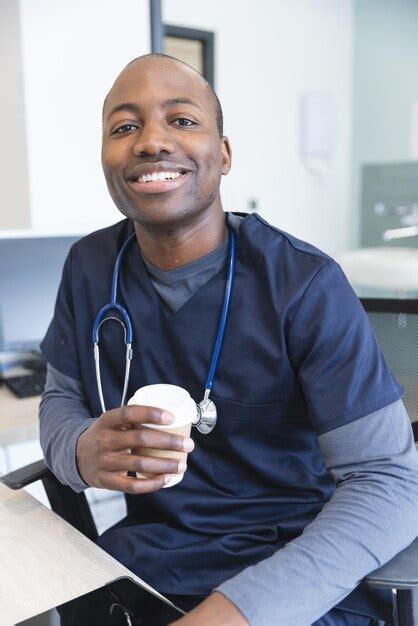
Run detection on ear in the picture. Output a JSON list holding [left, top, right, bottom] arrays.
[[220, 136, 232, 175]]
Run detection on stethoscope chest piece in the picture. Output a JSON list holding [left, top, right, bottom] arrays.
[[194, 394, 217, 434]]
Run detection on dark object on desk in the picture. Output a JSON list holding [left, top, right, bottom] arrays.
[[3, 370, 46, 398], [16, 576, 186, 625], [22, 351, 47, 372]]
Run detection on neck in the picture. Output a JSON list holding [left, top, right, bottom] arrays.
[[133, 209, 228, 271]]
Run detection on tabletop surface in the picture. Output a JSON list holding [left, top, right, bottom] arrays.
[[0, 479, 167, 624]]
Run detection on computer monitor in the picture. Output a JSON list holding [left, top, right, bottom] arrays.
[[0, 235, 80, 352]]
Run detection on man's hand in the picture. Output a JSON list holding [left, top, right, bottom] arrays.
[[75, 404, 194, 493], [169, 592, 249, 626]]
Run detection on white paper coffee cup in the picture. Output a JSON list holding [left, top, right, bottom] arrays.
[[127, 384, 196, 487]]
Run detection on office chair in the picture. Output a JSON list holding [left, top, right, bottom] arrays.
[[360, 298, 418, 433], [2, 296, 418, 625], [359, 297, 418, 626]]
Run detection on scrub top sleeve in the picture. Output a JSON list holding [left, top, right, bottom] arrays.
[[287, 259, 404, 434], [40, 246, 81, 381]]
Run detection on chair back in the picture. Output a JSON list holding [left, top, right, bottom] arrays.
[[360, 298, 418, 435]]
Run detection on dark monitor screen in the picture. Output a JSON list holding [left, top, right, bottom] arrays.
[[0, 235, 80, 352]]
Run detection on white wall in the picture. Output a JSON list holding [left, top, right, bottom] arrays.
[[15, 0, 353, 255], [354, 0, 418, 164], [165, 0, 354, 256], [18, 0, 150, 235], [0, 0, 30, 230]]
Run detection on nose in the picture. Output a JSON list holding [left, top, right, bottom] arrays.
[[132, 120, 175, 157]]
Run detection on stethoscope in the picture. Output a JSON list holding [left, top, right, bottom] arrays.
[[92, 226, 236, 434]]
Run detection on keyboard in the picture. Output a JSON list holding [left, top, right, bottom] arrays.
[[3, 371, 47, 399]]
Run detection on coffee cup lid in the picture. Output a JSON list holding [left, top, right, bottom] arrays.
[[127, 384, 197, 429]]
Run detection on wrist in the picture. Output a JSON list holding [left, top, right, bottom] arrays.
[[74, 426, 92, 485], [170, 591, 249, 626]]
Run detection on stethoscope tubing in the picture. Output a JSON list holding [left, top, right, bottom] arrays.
[[92, 232, 137, 345], [92, 226, 236, 426], [204, 228, 236, 393]]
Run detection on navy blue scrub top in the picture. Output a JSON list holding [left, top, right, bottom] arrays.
[[41, 212, 403, 610]]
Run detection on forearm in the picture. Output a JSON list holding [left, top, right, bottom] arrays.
[[215, 402, 418, 626], [216, 477, 416, 625], [39, 364, 94, 492]]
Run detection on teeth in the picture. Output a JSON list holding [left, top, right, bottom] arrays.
[[137, 171, 182, 184]]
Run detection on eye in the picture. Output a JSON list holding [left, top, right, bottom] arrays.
[[173, 118, 197, 127], [112, 123, 139, 135]]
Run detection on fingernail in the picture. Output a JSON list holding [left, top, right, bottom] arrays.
[[183, 437, 194, 452], [164, 475, 173, 484], [161, 411, 175, 423], [178, 461, 187, 473]]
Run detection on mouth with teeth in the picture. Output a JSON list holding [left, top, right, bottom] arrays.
[[136, 171, 183, 183], [127, 170, 190, 194]]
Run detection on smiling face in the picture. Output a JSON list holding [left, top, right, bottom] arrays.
[[101, 56, 232, 230]]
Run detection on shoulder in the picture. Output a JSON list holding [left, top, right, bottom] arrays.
[[251, 213, 331, 262], [66, 218, 134, 275], [72, 218, 133, 259], [61, 219, 134, 292], [244, 213, 339, 291]]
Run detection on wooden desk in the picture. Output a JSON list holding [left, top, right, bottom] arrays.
[[0, 386, 40, 447], [0, 479, 172, 625]]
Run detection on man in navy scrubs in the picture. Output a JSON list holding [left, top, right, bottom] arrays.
[[40, 54, 418, 625]]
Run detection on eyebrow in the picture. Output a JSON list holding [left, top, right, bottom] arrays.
[[106, 97, 202, 120]]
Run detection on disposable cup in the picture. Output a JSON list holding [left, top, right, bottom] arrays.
[[127, 384, 196, 488]]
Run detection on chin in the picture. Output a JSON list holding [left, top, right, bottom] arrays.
[[122, 204, 201, 230]]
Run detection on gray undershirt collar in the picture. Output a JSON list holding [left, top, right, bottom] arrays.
[[141, 212, 244, 313]]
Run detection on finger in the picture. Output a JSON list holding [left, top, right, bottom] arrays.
[[102, 405, 174, 429], [101, 471, 172, 495], [109, 428, 193, 453], [100, 452, 186, 475]]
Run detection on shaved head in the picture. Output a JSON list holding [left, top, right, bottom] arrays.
[[103, 53, 223, 137]]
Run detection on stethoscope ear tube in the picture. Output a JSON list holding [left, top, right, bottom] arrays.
[[92, 234, 136, 413], [94, 343, 106, 414], [93, 313, 133, 413], [92, 303, 133, 345]]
